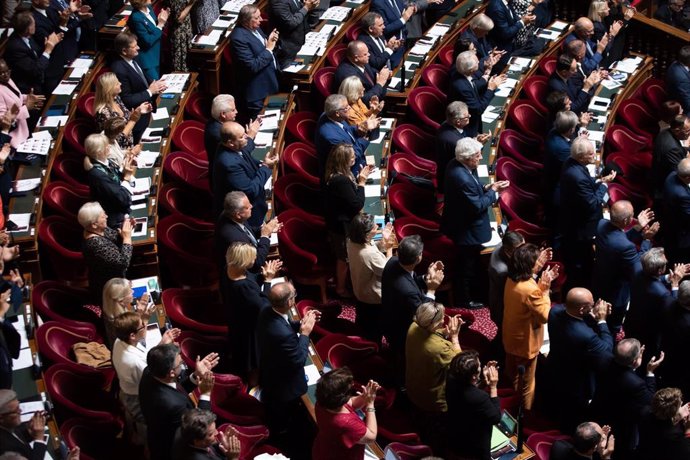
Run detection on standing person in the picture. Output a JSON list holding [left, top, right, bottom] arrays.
[[0, 59, 45, 148], [269, 0, 318, 68], [0, 390, 48, 459], [662, 158, 690, 264], [312, 368, 380, 460], [637, 388, 690, 459], [94, 72, 150, 149], [333, 41, 390, 106], [487, 231, 525, 331], [666, 46, 690, 114], [206, 94, 239, 181], [191, 0, 219, 34], [127, 0, 167, 80], [660, 281, 690, 398], [359, 12, 403, 71], [167, 0, 196, 71]]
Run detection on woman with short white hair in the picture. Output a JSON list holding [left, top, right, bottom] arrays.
[[338, 76, 384, 125]]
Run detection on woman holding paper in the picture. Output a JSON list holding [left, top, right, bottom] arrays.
[[94, 72, 150, 150], [0, 59, 45, 148], [338, 76, 385, 126]]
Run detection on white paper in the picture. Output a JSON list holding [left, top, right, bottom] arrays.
[[259, 110, 281, 131], [587, 130, 605, 143], [319, 6, 351, 21], [364, 184, 380, 197], [265, 176, 272, 191], [160, 73, 190, 94], [16, 137, 50, 155], [477, 164, 489, 178], [368, 167, 381, 181], [136, 150, 159, 168], [298, 45, 321, 56], [500, 77, 518, 89], [151, 107, 169, 121], [12, 347, 33, 369], [304, 364, 321, 385], [195, 29, 223, 45], [409, 43, 432, 56], [8, 213, 31, 232], [32, 130, 53, 141], [211, 18, 232, 28], [11, 178, 41, 193], [426, 24, 450, 37], [588, 96, 611, 112], [550, 20, 568, 30], [70, 58, 92, 68], [145, 325, 162, 348], [52, 82, 78, 95], [282, 63, 305, 73], [254, 131, 273, 147], [482, 222, 502, 248], [39, 115, 68, 128], [482, 110, 500, 123], [380, 118, 394, 130], [269, 233, 278, 246], [614, 56, 643, 74], [221, 0, 254, 12], [387, 77, 402, 91], [600, 78, 622, 90], [122, 177, 151, 196], [69, 67, 89, 79]]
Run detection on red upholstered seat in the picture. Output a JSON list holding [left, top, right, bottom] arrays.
[[522, 75, 549, 112], [499, 187, 546, 227], [218, 424, 284, 460], [498, 129, 544, 169], [63, 119, 98, 156], [607, 183, 653, 211], [437, 45, 454, 68], [157, 215, 217, 288], [526, 431, 572, 460], [281, 142, 320, 185], [640, 77, 668, 115], [616, 98, 660, 136], [44, 364, 119, 422], [60, 418, 127, 460], [538, 56, 557, 76], [32, 281, 100, 329], [273, 174, 324, 216], [388, 182, 440, 224], [158, 181, 214, 222], [421, 63, 450, 93], [345, 23, 362, 42], [89, 67, 111, 91], [285, 111, 317, 146], [384, 442, 433, 460], [314, 66, 336, 99], [327, 43, 347, 67], [184, 91, 212, 122], [392, 123, 436, 162], [507, 218, 552, 246], [162, 287, 228, 334], [37, 216, 87, 284], [76, 92, 95, 119], [407, 86, 447, 131], [211, 378, 265, 425], [315, 333, 388, 384], [388, 152, 438, 190], [51, 155, 89, 187], [163, 151, 211, 193], [506, 100, 549, 140], [605, 124, 653, 153], [605, 151, 653, 196], [177, 331, 236, 375], [171, 120, 207, 161], [36, 321, 111, 375], [495, 156, 542, 198], [42, 181, 90, 220], [393, 216, 457, 273]]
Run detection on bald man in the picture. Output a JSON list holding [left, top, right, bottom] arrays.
[[333, 40, 390, 105], [565, 17, 610, 74], [212, 121, 278, 226], [547, 288, 614, 431], [592, 201, 659, 332]]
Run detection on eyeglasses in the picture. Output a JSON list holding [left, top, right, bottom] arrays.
[[421, 303, 443, 328], [337, 106, 351, 113]]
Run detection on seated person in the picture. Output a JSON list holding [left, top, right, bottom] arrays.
[[550, 422, 615, 460], [172, 409, 242, 460], [655, 0, 690, 30], [338, 76, 385, 126], [455, 13, 504, 74], [548, 54, 602, 114], [486, 0, 537, 55]]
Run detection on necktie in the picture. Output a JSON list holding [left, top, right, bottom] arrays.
[[132, 60, 148, 86], [293, 0, 301, 8], [363, 68, 375, 86], [585, 40, 594, 57], [252, 30, 277, 69], [342, 125, 356, 143], [24, 38, 37, 58], [241, 224, 258, 246], [375, 37, 385, 53], [388, 0, 401, 15], [505, 3, 515, 21]]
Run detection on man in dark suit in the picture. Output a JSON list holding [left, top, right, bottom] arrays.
[[314, 94, 376, 181], [455, 13, 503, 74], [544, 110, 577, 212], [111, 31, 166, 143], [485, 0, 535, 55], [334, 41, 390, 105], [559, 137, 615, 289], [359, 12, 403, 71], [660, 280, 690, 398], [269, 0, 318, 68], [547, 288, 614, 432], [371, 0, 431, 41], [0, 284, 20, 390], [667, 46, 690, 114], [139, 344, 218, 460], [564, 17, 610, 74], [547, 54, 601, 115], [230, 5, 279, 119], [172, 409, 241, 460], [212, 121, 277, 225], [663, 158, 690, 263], [592, 200, 658, 333], [206, 94, 238, 184], [590, 338, 662, 458], [550, 422, 615, 460], [627, 247, 689, 364], [441, 137, 508, 307], [655, 0, 689, 30], [0, 389, 48, 460], [257, 282, 319, 458], [449, 51, 505, 136], [652, 114, 690, 200]]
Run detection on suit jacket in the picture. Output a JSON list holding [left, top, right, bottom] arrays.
[[334, 60, 386, 106], [655, 4, 689, 29], [127, 7, 162, 80], [0, 80, 30, 147], [314, 113, 369, 181], [0, 318, 20, 389], [212, 144, 270, 227], [592, 220, 649, 310], [559, 157, 608, 240], [229, 26, 279, 106], [543, 130, 572, 200], [0, 425, 48, 460], [485, 0, 523, 53], [380, 257, 431, 352], [31, 6, 76, 88], [370, 0, 407, 39], [87, 162, 132, 229], [111, 56, 154, 142], [666, 61, 690, 114], [171, 430, 225, 460], [269, 0, 311, 68], [139, 368, 211, 460], [205, 119, 222, 185], [360, 33, 403, 71], [215, 214, 270, 275], [637, 411, 690, 460], [652, 128, 686, 197], [547, 305, 613, 409], [441, 159, 496, 246], [547, 72, 592, 114], [435, 121, 470, 191], [502, 278, 550, 359], [448, 75, 494, 135], [564, 33, 603, 74], [3, 34, 51, 95], [549, 441, 591, 460], [663, 172, 690, 249], [661, 302, 690, 396], [257, 307, 310, 403]]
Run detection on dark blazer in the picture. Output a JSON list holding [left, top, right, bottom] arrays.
[[205, 119, 222, 186], [229, 26, 279, 107], [323, 174, 365, 235], [448, 75, 494, 136], [370, 0, 407, 39], [592, 220, 649, 310], [666, 61, 690, 114], [127, 7, 162, 80], [314, 113, 369, 181], [360, 33, 403, 71], [663, 172, 690, 250], [3, 34, 50, 95], [652, 128, 686, 197], [435, 121, 469, 190], [139, 368, 211, 460], [32, 5, 78, 60], [0, 425, 48, 460], [334, 60, 386, 106], [0, 317, 21, 389], [661, 302, 690, 397], [445, 377, 501, 460], [458, 28, 492, 63], [564, 33, 603, 74], [559, 157, 608, 240], [441, 159, 496, 246], [637, 413, 690, 460], [269, 0, 311, 68], [111, 57, 154, 142], [212, 144, 270, 227], [547, 72, 592, 115], [654, 4, 689, 30], [543, 130, 572, 199], [485, 0, 523, 53], [547, 305, 614, 411], [215, 214, 270, 275], [87, 162, 132, 229], [380, 257, 431, 352], [257, 307, 310, 404], [172, 430, 225, 460], [549, 441, 591, 460]]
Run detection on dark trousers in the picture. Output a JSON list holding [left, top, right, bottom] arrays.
[[355, 300, 383, 343], [455, 244, 483, 306], [562, 238, 595, 292], [264, 397, 315, 460]]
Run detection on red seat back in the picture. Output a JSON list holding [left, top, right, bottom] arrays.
[[437, 45, 454, 68], [32, 281, 97, 327], [44, 364, 118, 422], [605, 124, 652, 153], [281, 142, 320, 184], [162, 288, 228, 334], [617, 98, 659, 135], [158, 181, 214, 222], [63, 119, 97, 156], [314, 66, 336, 99], [345, 24, 362, 42], [60, 418, 124, 460], [421, 64, 450, 94], [498, 129, 544, 168], [327, 43, 347, 67], [407, 86, 447, 131], [495, 156, 541, 196], [538, 56, 557, 76], [392, 123, 436, 162], [36, 321, 104, 371], [51, 155, 89, 187], [163, 151, 211, 193], [506, 101, 548, 140], [640, 77, 667, 114], [157, 215, 217, 288], [388, 182, 439, 222], [184, 92, 212, 122], [42, 181, 90, 220], [285, 111, 317, 146], [76, 92, 95, 120], [37, 216, 87, 283], [522, 75, 549, 112], [273, 173, 324, 216], [172, 120, 207, 161], [277, 209, 333, 277]]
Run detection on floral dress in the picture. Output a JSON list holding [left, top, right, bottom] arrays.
[[512, 0, 536, 48], [95, 96, 134, 150], [169, 0, 194, 71]]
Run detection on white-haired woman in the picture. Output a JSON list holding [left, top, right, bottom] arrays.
[[338, 76, 384, 126], [102, 277, 154, 348]]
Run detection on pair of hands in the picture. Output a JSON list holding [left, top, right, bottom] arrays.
[[368, 95, 385, 114], [487, 73, 507, 91], [0, 103, 19, 132], [267, 29, 280, 51], [635, 208, 660, 240], [44, 32, 64, 53], [376, 67, 392, 86], [195, 352, 220, 394], [148, 80, 169, 95], [588, 299, 612, 322], [299, 309, 322, 336], [260, 217, 282, 238], [261, 259, 283, 281], [426, 261, 445, 290]]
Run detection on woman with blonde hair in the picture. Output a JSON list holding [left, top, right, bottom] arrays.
[[101, 277, 154, 348], [338, 76, 385, 125], [224, 242, 282, 384], [102, 117, 142, 170], [94, 72, 150, 148]]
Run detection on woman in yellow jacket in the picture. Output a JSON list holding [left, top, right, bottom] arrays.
[[338, 76, 385, 125]]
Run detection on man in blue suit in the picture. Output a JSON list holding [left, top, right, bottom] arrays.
[[212, 122, 277, 226], [547, 54, 601, 115], [485, 0, 535, 55], [449, 51, 505, 136], [258, 282, 319, 459], [660, 281, 690, 399], [559, 137, 615, 289], [547, 288, 614, 432], [564, 17, 610, 74], [230, 5, 279, 119], [334, 41, 390, 105], [370, 0, 433, 40], [206, 94, 238, 185], [455, 14, 504, 74], [544, 110, 577, 212], [314, 94, 377, 181], [592, 201, 658, 333], [359, 12, 404, 71], [663, 158, 690, 263], [441, 137, 508, 307]]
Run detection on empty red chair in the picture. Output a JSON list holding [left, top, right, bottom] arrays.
[[327, 43, 347, 67], [281, 142, 320, 185], [638, 77, 667, 114], [506, 101, 549, 140], [61, 418, 126, 460], [172, 120, 207, 161], [38, 216, 88, 284], [36, 322, 113, 377], [607, 183, 653, 211], [315, 333, 388, 384], [388, 152, 438, 190], [44, 364, 119, 422], [605, 151, 653, 195], [296, 300, 365, 340], [277, 209, 333, 302], [526, 431, 572, 460], [385, 442, 433, 460], [437, 45, 454, 68], [158, 215, 217, 288], [63, 119, 97, 156], [51, 154, 89, 187], [184, 91, 212, 122], [392, 216, 457, 273], [605, 124, 653, 153], [345, 23, 362, 42], [177, 331, 236, 374], [495, 156, 541, 198], [163, 151, 211, 193], [617, 98, 660, 135], [32, 281, 99, 329], [392, 123, 436, 162], [158, 181, 214, 222], [498, 129, 544, 169], [407, 86, 447, 131], [273, 173, 324, 216], [388, 182, 440, 224], [162, 287, 228, 334], [507, 217, 552, 246], [377, 407, 423, 445], [42, 181, 90, 220], [285, 111, 317, 146], [498, 187, 546, 227], [522, 75, 549, 112], [538, 56, 557, 76], [314, 66, 336, 99], [421, 63, 450, 93], [212, 378, 265, 425], [76, 92, 95, 119]]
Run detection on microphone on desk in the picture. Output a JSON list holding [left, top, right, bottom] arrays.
[[400, 64, 406, 92], [516, 365, 526, 453]]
